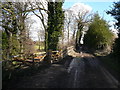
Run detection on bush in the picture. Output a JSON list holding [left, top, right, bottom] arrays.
[[84, 14, 114, 51]]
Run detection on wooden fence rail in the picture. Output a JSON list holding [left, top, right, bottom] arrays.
[[2, 46, 74, 68]]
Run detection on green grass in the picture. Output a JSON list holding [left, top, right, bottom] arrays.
[[34, 45, 44, 50], [93, 51, 119, 73]]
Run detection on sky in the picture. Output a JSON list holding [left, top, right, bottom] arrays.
[[62, 0, 119, 34], [29, 0, 119, 41], [63, 1, 115, 23]]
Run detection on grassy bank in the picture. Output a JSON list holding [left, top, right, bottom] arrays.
[[98, 55, 119, 81], [100, 56, 119, 73]]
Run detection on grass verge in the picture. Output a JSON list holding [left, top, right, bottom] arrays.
[[99, 55, 119, 81]]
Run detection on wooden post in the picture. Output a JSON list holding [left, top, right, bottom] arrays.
[[32, 54, 35, 66], [43, 50, 52, 65], [48, 50, 52, 63]]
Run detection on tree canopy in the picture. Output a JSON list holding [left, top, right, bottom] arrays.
[[84, 14, 114, 51], [47, 0, 64, 51], [107, 1, 120, 58]]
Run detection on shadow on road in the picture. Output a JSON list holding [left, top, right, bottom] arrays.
[[2, 50, 119, 88], [67, 55, 119, 88]]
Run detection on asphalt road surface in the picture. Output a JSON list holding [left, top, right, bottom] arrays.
[[4, 50, 119, 88], [67, 56, 119, 88]]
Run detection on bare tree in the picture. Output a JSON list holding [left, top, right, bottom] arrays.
[[25, 17, 35, 39], [75, 10, 92, 49], [28, 0, 48, 51], [1, 2, 32, 59], [37, 28, 45, 51], [64, 10, 75, 45]]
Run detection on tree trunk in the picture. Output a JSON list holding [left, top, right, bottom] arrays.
[[68, 26, 70, 45]]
